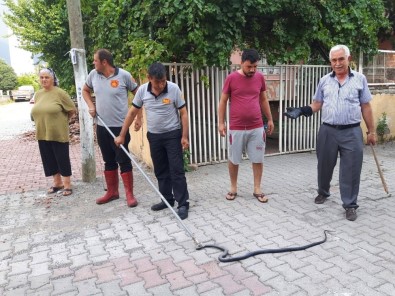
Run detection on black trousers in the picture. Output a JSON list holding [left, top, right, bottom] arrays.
[[38, 140, 72, 177], [96, 125, 132, 173], [147, 129, 189, 209]]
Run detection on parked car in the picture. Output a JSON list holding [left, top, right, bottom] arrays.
[[10, 85, 35, 102]]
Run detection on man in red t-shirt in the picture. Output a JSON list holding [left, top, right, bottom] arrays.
[[218, 49, 274, 203]]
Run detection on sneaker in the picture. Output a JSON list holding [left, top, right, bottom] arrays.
[[151, 201, 174, 211], [314, 194, 327, 204], [345, 208, 357, 221], [177, 206, 188, 220]]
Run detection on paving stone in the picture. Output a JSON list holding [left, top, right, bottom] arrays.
[[167, 249, 191, 264], [147, 283, 175, 296], [8, 260, 30, 276], [94, 264, 119, 284], [187, 249, 214, 265], [118, 267, 142, 287], [51, 266, 73, 279], [349, 268, 387, 288], [69, 253, 90, 269], [28, 273, 51, 289], [123, 238, 143, 252], [30, 251, 50, 265], [26, 286, 54, 296], [73, 278, 101, 296], [1, 128, 395, 296], [240, 276, 272, 295], [265, 275, 301, 295], [122, 281, 152, 296], [49, 276, 76, 295], [98, 280, 126, 296], [212, 274, 245, 294], [196, 280, 221, 295], [139, 268, 168, 289], [50, 251, 72, 267], [199, 286, 224, 296], [73, 265, 96, 282], [322, 266, 359, 286], [87, 244, 107, 258], [247, 262, 279, 281], [177, 259, 206, 278], [153, 257, 180, 276], [30, 262, 50, 277], [4, 287, 30, 296], [376, 283, 395, 296], [107, 244, 128, 259], [173, 285, 199, 296], [12, 242, 30, 254], [49, 242, 67, 255]]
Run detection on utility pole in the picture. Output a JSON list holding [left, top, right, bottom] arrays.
[[66, 0, 96, 182]]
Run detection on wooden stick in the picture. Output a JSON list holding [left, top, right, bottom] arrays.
[[370, 144, 389, 195]]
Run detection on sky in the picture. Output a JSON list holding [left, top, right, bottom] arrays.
[[0, 0, 35, 75], [8, 34, 35, 75]]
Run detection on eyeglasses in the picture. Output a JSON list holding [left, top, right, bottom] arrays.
[[330, 57, 346, 63]]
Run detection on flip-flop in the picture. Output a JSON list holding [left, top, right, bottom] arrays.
[[47, 186, 64, 194], [253, 193, 268, 203], [226, 192, 237, 200], [62, 189, 73, 196]]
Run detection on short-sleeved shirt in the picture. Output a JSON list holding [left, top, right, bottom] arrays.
[[222, 71, 266, 130], [85, 67, 138, 127], [31, 87, 75, 142], [313, 69, 372, 125], [132, 81, 185, 134]]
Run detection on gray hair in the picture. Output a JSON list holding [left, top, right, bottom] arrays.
[[329, 45, 350, 59], [39, 68, 59, 86]]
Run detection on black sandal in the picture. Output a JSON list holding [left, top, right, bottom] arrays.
[[47, 186, 64, 194]]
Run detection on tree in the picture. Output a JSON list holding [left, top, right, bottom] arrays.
[[17, 73, 40, 91], [380, 0, 395, 47], [4, 0, 391, 92], [3, 0, 97, 93], [0, 59, 18, 91]]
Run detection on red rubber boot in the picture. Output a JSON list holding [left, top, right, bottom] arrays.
[[121, 171, 138, 207], [96, 169, 120, 204]]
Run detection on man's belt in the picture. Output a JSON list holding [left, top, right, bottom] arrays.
[[322, 122, 360, 130]]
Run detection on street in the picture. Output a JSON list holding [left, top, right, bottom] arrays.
[[0, 101, 35, 140]]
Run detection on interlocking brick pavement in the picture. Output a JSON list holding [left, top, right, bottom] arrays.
[[0, 123, 395, 295]]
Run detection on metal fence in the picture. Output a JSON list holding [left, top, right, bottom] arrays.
[[163, 63, 331, 165], [279, 65, 330, 154]]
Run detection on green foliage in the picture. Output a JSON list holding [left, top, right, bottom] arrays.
[[3, 0, 391, 93], [200, 75, 210, 88], [123, 39, 168, 83], [17, 74, 40, 91], [376, 112, 390, 143], [380, 0, 395, 41], [183, 149, 191, 172], [0, 59, 18, 91]]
